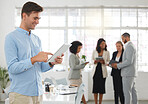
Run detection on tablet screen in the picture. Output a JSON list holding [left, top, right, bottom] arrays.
[[48, 44, 71, 62]]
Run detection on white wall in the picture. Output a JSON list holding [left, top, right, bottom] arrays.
[[0, 0, 15, 67]]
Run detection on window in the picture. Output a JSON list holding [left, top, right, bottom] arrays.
[[15, 7, 148, 72], [138, 9, 148, 27], [104, 29, 121, 55], [104, 9, 120, 27], [138, 30, 148, 72], [68, 9, 84, 27], [85, 9, 101, 27], [122, 9, 137, 27], [49, 9, 66, 27]]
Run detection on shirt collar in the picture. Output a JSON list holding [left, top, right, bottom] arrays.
[[124, 41, 131, 48], [16, 27, 32, 36]]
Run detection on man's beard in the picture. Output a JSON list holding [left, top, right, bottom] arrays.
[[124, 39, 127, 44]]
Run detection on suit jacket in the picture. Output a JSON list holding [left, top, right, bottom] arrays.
[[92, 50, 110, 78], [111, 50, 123, 76], [117, 41, 137, 77], [68, 53, 85, 79]]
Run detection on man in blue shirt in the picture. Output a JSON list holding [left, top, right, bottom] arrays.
[[4, 2, 63, 104]]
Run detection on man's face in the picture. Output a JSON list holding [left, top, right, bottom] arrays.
[[23, 11, 41, 30], [121, 36, 127, 44]]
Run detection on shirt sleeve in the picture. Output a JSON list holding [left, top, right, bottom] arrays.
[[5, 35, 33, 74], [69, 54, 85, 70], [41, 62, 53, 72], [117, 45, 135, 69]]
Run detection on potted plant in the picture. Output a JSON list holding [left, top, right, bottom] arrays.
[[81, 55, 86, 61], [0, 66, 9, 101], [81, 55, 86, 64]]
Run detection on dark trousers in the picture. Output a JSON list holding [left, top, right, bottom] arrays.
[[112, 76, 124, 104]]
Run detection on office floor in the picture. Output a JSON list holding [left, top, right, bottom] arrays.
[[1, 100, 148, 104]]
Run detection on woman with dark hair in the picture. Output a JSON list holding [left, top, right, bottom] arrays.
[[68, 41, 88, 104], [111, 41, 124, 104], [92, 38, 110, 104]]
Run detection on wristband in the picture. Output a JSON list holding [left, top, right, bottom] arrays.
[[49, 62, 54, 67]]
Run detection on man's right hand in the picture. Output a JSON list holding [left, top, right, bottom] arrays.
[[31, 51, 53, 64]]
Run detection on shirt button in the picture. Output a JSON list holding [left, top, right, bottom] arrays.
[[24, 69, 28, 71]]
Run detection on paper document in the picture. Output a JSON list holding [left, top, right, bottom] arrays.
[[48, 44, 71, 62]]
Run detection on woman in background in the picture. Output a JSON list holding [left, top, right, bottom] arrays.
[[68, 41, 88, 104], [111, 41, 124, 104], [92, 38, 110, 104]]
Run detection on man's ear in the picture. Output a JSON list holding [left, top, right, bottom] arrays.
[[22, 13, 27, 20]]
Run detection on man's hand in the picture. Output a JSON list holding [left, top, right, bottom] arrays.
[[111, 63, 117, 69], [31, 51, 53, 64], [51, 54, 64, 65]]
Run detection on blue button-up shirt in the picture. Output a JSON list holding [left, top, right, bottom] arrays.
[[4, 27, 52, 96]]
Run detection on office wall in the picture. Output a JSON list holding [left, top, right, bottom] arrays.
[[0, 0, 15, 67]]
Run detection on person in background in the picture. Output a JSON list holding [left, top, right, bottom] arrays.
[[111, 33, 138, 104], [92, 38, 110, 104], [111, 41, 124, 104], [68, 41, 89, 104], [4, 2, 63, 104]]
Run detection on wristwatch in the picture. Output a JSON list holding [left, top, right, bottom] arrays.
[[49, 62, 54, 67]]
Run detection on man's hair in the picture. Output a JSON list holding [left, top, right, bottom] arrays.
[[21, 1, 43, 18], [122, 32, 130, 38]]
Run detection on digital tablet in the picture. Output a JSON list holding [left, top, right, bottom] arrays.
[[109, 60, 118, 65], [96, 56, 103, 60], [48, 44, 71, 62], [108, 60, 119, 68]]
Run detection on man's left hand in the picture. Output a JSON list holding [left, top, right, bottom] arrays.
[[51, 54, 64, 65], [111, 63, 117, 69]]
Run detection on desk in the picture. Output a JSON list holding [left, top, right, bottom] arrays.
[[42, 70, 89, 101], [42, 70, 148, 100], [43, 93, 75, 104], [5, 86, 77, 104]]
